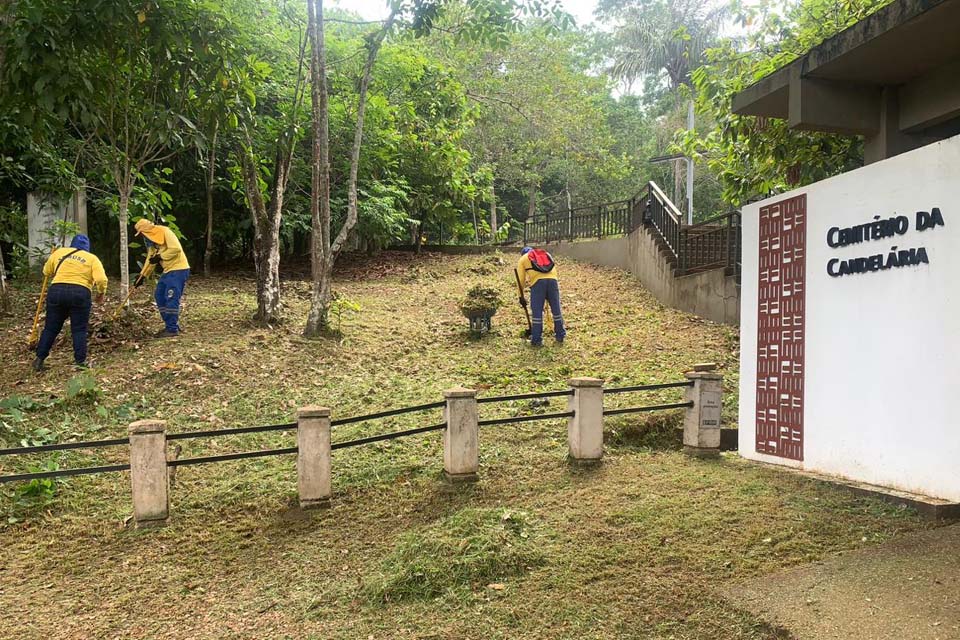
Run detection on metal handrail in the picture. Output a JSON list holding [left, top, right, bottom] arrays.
[[647, 181, 684, 222], [686, 210, 740, 231], [0, 437, 129, 456], [603, 401, 693, 416]]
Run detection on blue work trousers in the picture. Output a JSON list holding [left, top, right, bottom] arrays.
[[36, 284, 92, 364], [530, 279, 566, 346], [155, 269, 190, 333]]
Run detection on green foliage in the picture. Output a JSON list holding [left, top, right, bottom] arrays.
[[0, 201, 26, 248], [64, 372, 101, 404], [28, 217, 83, 268], [356, 183, 411, 252], [597, 0, 725, 92], [679, 0, 893, 205], [1, 0, 667, 272], [434, 22, 633, 217], [328, 292, 362, 336], [16, 461, 59, 501], [363, 507, 546, 602]]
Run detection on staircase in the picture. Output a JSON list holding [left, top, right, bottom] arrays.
[[524, 181, 741, 283]]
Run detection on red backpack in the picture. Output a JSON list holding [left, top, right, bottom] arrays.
[[526, 248, 555, 274]]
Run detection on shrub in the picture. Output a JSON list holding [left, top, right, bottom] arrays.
[[64, 372, 100, 403]]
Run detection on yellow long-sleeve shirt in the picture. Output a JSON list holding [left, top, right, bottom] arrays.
[[44, 247, 108, 294], [517, 253, 558, 289], [145, 226, 190, 273]]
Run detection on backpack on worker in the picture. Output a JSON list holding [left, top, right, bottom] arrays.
[[526, 248, 555, 274]]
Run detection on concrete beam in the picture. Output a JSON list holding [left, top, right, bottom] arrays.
[[864, 87, 926, 164], [731, 65, 792, 118], [803, 0, 951, 78], [788, 66, 881, 135], [899, 56, 960, 132]]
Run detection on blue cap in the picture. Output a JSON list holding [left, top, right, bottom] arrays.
[[70, 234, 90, 252], [521, 246, 533, 255]]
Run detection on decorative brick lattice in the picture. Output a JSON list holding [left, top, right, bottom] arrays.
[[756, 194, 806, 461]]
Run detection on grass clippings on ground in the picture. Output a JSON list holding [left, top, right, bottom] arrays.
[[0, 251, 934, 640]]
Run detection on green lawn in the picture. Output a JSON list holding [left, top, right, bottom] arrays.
[[0, 252, 928, 639]]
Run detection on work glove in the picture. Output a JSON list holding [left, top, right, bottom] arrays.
[[134, 274, 144, 288], [148, 255, 162, 265], [519, 296, 527, 307]]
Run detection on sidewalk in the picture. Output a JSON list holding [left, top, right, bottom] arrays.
[[724, 523, 960, 640]]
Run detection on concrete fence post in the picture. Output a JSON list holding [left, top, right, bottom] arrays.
[[443, 387, 479, 482], [684, 364, 723, 458], [568, 377, 604, 463], [128, 419, 168, 528], [297, 406, 332, 509]]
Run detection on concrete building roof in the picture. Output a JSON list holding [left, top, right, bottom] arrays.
[[731, 0, 960, 162]]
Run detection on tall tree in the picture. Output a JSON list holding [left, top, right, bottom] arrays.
[[598, 0, 725, 94], [303, 0, 397, 336], [225, 0, 310, 325], [431, 22, 628, 226], [303, 0, 569, 335], [598, 0, 725, 210]]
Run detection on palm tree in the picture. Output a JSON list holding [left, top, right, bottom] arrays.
[[602, 0, 725, 94], [600, 0, 725, 216]]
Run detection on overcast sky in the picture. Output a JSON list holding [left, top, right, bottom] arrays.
[[330, 0, 601, 26]]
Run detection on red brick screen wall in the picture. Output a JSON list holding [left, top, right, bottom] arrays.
[[755, 194, 806, 461]]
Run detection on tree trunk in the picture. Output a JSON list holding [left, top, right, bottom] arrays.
[[204, 121, 219, 278], [304, 0, 333, 337], [0, 243, 10, 314], [251, 217, 283, 324], [489, 182, 497, 243], [472, 202, 479, 245], [565, 179, 573, 239], [305, 2, 397, 336], [328, 8, 397, 260], [118, 186, 131, 303], [526, 180, 537, 221], [240, 143, 282, 324], [415, 221, 423, 254]]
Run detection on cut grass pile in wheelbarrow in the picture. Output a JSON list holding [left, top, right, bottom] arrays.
[[459, 284, 503, 318]]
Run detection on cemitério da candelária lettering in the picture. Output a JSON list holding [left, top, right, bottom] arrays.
[[827, 246, 929, 277], [825, 207, 945, 278]]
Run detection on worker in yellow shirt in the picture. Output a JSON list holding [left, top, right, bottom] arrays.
[[516, 246, 566, 346], [134, 219, 191, 338], [33, 235, 107, 371]]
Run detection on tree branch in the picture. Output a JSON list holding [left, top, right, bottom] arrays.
[[465, 91, 531, 121]]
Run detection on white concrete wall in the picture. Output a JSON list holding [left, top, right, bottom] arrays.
[[739, 134, 960, 501], [26, 190, 88, 266], [545, 228, 739, 325]]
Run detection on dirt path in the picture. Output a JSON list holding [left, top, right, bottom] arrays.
[[725, 523, 960, 640]]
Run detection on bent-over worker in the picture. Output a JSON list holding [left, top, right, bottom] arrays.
[[33, 235, 107, 371], [517, 246, 566, 346], [134, 219, 190, 338]]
